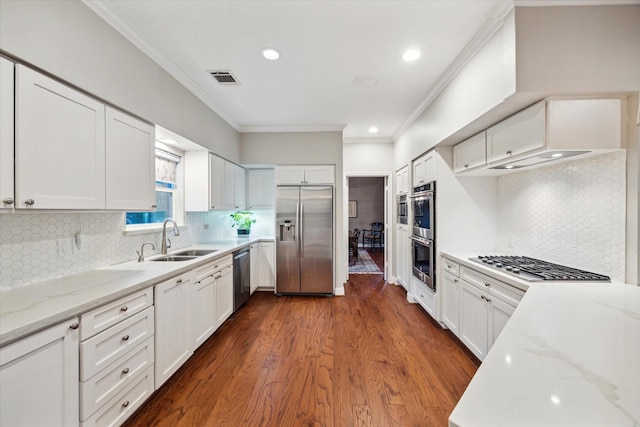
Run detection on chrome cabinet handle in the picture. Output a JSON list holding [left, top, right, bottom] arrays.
[[484, 282, 490, 287], [211, 205, 215, 209], [122, 401, 130, 408], [176, 279, 182, 284], [506, 150, 512, 155], [453, 279, 458, 283], [122, 335, 130, 341], [481, 295, 486, 301], [464, 164, 469, 168], [151, 204, 157, 208], [2, 198, 14, 205], [120, 306, 128, 312], [70, 322, 79, 330], [122, 367, 130, 374], [24, 199, 35, 206]]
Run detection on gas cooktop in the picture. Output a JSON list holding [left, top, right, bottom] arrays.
[[470, 255, 611, 282]]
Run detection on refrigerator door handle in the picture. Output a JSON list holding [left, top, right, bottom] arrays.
[[300, 202, 304, 258]]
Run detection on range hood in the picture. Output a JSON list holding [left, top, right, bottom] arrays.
[[490, 150, 590, 170]]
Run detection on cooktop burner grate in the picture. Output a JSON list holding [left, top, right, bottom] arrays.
[[470, 255, 610, 282]]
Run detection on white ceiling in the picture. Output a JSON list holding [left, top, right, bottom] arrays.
[[84, 0, 638, 142]]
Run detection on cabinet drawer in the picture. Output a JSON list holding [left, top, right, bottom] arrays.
[[413, 279, 436, 318], [80, 336, 154, 421], [81, 288, 153, 340], [461, 266, 524, 308], [80, 307, 154, 381], [81, 365, 154, 427], [442, 258, 460, 277]]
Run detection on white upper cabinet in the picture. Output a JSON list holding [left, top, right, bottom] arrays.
[[453, 132, 487, 173], [412, 151, 436, 188], [246, 169, 275, 209], [486, 101, 546, 164], [395, 166, 409, 195], [275, 165, 334, 185], [105, 107, 155, 210], [15, 65, 106, 209], [0, 57, 14, 209], [185, 152, 244, 211]]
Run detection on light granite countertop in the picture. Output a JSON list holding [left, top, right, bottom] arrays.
[[0, 236, 274, 346], [443, 251, 640, 427]]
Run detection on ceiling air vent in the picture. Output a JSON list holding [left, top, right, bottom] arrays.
[[207, 70, 240, 85]]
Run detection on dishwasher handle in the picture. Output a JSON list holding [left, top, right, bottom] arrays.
[[234, 248, 250, 260]]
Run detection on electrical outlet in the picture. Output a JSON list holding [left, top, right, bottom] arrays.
[[57, 238, 71, 256], [74, 233, 84, 253]]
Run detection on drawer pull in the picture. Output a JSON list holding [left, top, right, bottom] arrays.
[[484, 282, 490, 287], [122, 400, 130, 408], [481, 295, 486, 301], [453, 279, 458, 283], [176, 279, 183, 284], [122, 367, 130, 374], [506, 150, 512, 155], [122, 335, 130, 341], [120, 306, 128, 312], [70, 322, 80, 330], [420, 294, 425, 298]]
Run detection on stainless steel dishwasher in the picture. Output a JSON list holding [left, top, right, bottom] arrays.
[[233, 246, 251, 311]]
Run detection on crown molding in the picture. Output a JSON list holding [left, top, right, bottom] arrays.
[[392, 1, 515, 142], [82, 0, 241, 131], [343, 137, 394, 144], [240, 125, 346, 133]]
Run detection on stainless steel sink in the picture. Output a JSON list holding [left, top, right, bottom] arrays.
[[150, 255, 198, 262], [172, 249, 218, 257]]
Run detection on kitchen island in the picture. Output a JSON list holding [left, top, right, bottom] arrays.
[[445, 252, 640, 427]]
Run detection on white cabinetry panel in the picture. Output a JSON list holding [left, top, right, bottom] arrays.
[[460, 280, 488, 360], [259, 241, 275, 288], [191, 268, 216, 349], [453, 132, 486, 173], [0, 57, 14, 209], [215, 265, 233, 326], [105, 107, 155, 210], [441, 271, 461, 336], [250, 243, 259, 293], [15, 65, 106, 209], [247, 169, 275, 208], [0, 318, 79, 427], [275, 165, 334, 185]]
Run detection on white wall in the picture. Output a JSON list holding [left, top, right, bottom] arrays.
[[343, 142, 394, 175], [239, 131, 346, 293], [0, 0, 239, 161]]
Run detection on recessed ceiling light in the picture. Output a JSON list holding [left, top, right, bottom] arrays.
[[505, 165, 514, 169], [368, 126, 379, 134], [402, 49, 420, 62], [261, 48, 280, 61], [157, 138, 177, 145], [551, 153, 564, 158]]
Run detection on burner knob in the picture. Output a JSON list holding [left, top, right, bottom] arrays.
[[495, 263, 503, 267], [512, 268, 520, 274], [505, 266, 513, 271], [485, 260, 494, 264]]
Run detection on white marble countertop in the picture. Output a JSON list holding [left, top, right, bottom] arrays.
[[443, 251, 640, 427], [0, 236, 274, 346]]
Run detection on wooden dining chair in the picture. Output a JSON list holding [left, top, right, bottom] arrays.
[[362, 222, 383, 251]]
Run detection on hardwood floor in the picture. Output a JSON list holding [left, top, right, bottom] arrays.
[[124, 274, 478, 427]]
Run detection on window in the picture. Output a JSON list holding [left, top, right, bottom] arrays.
[[126, 148, 184, 231]]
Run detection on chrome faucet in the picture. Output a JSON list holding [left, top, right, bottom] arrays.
[[136, 242, 155, 262], [161, 218, 180, 254]]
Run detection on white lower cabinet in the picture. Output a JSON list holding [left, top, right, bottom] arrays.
[[0, 318, 80, 427], [250, 243, 259, 293], [413, 277, 436, 319], [215, 262, 234, 327], [191, 265, 217, 350], [458, 265, 524, 361], [258, 241, 275, 288], [441, 271, 461, 336], [155, 271, 192, 388], [395, 224, 409, 290]]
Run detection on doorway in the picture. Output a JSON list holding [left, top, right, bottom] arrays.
[[346, 176, 389, 279]]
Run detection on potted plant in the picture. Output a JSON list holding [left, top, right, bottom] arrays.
[[230, 210, 256, 236]]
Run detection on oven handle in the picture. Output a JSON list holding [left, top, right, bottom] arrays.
[[410, 192, 434, 199], [410, 235, 432, 245]]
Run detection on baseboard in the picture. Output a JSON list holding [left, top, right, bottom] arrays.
[[335, 286, 345, 296]]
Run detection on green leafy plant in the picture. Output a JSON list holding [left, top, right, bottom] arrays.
[[229, 210, 256, 231]]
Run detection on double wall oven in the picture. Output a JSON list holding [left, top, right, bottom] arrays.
[[410, 181, 435, 291]]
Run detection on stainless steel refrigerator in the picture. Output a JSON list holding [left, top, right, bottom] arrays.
[[276, 186, 333, 295]]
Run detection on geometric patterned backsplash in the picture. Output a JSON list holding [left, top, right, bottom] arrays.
[[497, 150, 626, 282], [0, 209, 274, 291]]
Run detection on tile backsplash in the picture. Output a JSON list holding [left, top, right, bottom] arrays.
[[0, 209, 274, 291], [497, 151, 626, 282]]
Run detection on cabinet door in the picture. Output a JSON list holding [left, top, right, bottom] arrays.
[[441, 271, 461, 336], [486, 101, 546, 164], [423, 153, 436, 183], [223, 161, 236, 209], [459, 280, 488, 361], [412, 158, 424, 187], [155, 273, 192, 388], [395, 225, 408, 290], [305, 165, 335, 184], [275, 165, 305, 184], [259, 241, 275, 288], [250, 243, 259, 293], [0, 57, 14, 209], [453, 132, 486, 173], [247, 169, 275, 208], [191, 274, 216, 349], [215, 265, 233, 326], [105, 107, 155, 210], [15, 65, 106, 209], [0, 318, 79, 427], [395, 167, 409, 195], [234, 164, 246, 209], [209, 154, 225, 210], [488, 296, 515, 349]]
